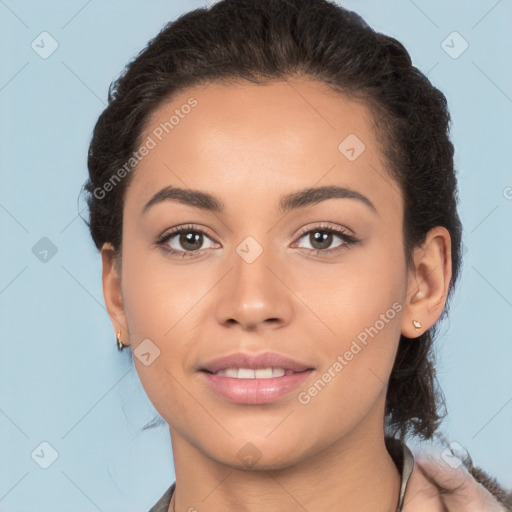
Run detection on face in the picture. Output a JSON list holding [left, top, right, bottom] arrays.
[[106, 78, 413, 469]]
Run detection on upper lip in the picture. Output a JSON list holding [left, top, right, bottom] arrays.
[[199, 352, 314, 374]]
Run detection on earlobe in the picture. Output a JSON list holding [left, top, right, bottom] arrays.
[[401, 226, 452, 338], [100, 243, 129, 346]]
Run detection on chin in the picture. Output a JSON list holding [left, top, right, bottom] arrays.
[[206, 437, 314, 472]]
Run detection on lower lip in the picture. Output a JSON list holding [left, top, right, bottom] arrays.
[[199, 370, 314, 404]]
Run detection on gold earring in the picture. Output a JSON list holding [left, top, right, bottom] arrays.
[[412, 320, 422, 330], [116, 330, 125, 350]]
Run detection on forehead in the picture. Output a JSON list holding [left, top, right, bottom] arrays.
[[127, 78, 399, 216]]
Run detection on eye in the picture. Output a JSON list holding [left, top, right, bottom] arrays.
[[155, 224, 219, 258], [155, 222, 358, 259], [292, 223, 358, 256]]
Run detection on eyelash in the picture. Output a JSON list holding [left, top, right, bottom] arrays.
[[155, 223, 359, 259]]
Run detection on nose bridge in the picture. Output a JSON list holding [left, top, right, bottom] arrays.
[[214, 234, 293, 329]]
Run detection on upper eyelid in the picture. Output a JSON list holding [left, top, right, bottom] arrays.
[[294, 222, 353, 237], [162, 222, 350, 237], [163, 223, 217, 239]]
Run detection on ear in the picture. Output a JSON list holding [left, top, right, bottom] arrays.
[[401, 226, 452, 338], [100, 242, 130, 346]]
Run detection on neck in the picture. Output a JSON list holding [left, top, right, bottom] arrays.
[[168, 416, 401, 512]]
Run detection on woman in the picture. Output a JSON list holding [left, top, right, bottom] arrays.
[[84, 0, 511, 510]]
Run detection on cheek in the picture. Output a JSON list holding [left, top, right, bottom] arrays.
[[120, 230, 197, 342], [297, 240, 405, 408], [295, 305, 403, 440], [119, 236, 217, 419], [302, 235, 405, 344]]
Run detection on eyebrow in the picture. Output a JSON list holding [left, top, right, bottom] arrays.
[[141, 184, 378, 216]]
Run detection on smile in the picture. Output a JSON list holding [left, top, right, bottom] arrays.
[[209, 367, 295, 378]]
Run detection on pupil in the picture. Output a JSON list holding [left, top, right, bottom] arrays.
[[311, 231, 332, 250], [181, 232, 202, 250]]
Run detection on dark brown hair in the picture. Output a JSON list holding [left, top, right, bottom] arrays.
[[84, 0, 461, 441]]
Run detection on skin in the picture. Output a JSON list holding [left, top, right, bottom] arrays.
[[101, 78, 453, 512]]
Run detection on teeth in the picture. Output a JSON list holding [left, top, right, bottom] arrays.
[[255, 368, 273, 378], [214, 367, 290, 378], [238, 368, 256, 379]]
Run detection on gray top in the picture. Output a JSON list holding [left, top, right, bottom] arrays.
[[148, 438, 414, 512]]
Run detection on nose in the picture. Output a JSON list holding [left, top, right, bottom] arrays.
[[214, 244, 294, 332]]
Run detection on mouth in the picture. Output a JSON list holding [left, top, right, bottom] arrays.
[[202, 367, 300, 378], [197, 352, 315, 404]]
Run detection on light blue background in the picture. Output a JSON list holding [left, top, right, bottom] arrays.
[[1, 1, 511, 510]]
